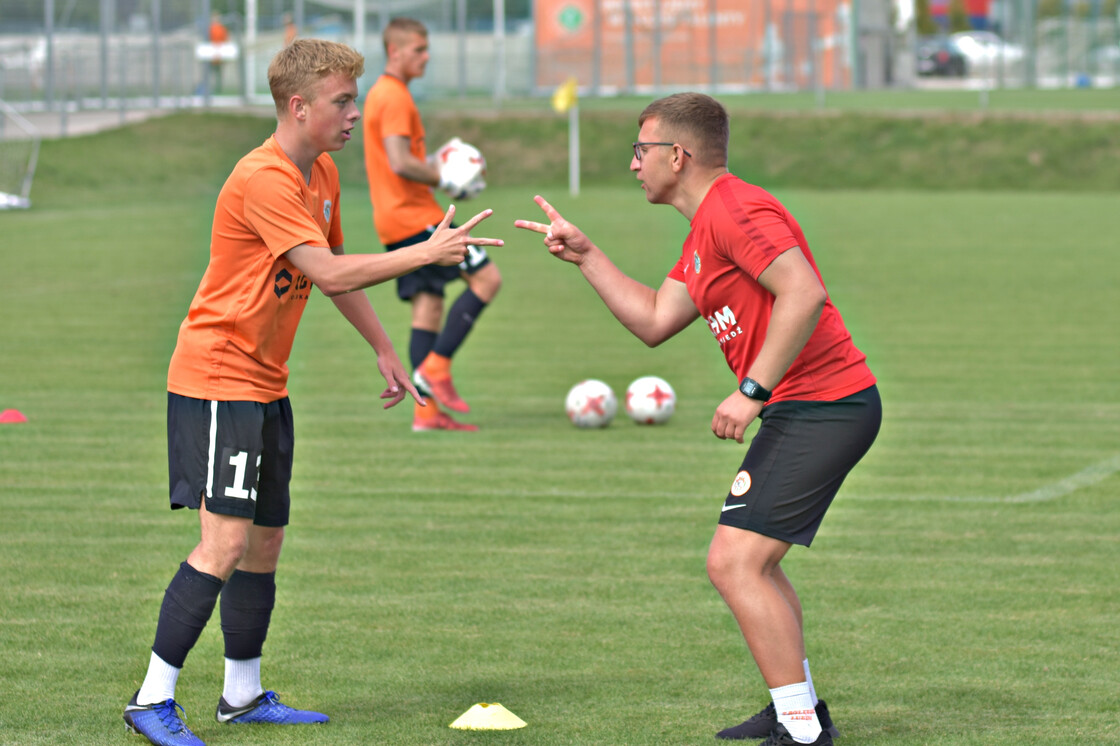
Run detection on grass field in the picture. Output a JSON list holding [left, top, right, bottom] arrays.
[[1, 114, 1119, 745]]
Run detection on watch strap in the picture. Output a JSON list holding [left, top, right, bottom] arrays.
[[738, 377, 772, 402]]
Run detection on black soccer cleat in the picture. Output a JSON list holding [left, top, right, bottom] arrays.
[[716, 699, 839, 741], [759, 723, 834, 746]]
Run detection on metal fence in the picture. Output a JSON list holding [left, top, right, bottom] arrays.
[[1, 0, 1118, 120], [0, 0, 537, 112]]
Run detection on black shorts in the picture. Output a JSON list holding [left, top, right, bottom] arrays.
[[385, 225, 491, 301], [166, 393, 294, 527], [718, 385, 881, 546]]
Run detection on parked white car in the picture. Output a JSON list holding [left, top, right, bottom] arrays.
[[950, 31, 1024, 73]]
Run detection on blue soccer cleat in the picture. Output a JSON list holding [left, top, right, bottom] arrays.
[[215, 690, 329, 725], [123, 691, 206, 746]]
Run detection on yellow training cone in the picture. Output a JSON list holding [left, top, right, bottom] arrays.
[[449, 702, 527, 730]]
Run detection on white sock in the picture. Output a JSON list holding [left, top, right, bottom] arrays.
[[222, 657, 263, 708], [770, 681, 822, 744], [802, 658, 819, 706], [137, 652, 181, 705]]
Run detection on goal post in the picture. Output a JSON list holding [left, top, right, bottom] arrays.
[[0, 99, 40, 210]]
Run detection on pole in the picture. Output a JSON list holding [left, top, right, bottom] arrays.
[[493, 0, 507, 103], [100, 0, 113, 107], [45, 0, 56, 110], [353, 0, 365, 56], [151, 0, 161, 106], [245, 0, 257, 103], [202, 0, 211, 105], [850, 0, 861, 88], [457, 0, 468, 97], [568, 104, 580, 196]]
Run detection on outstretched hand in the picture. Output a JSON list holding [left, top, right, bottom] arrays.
[[427, 205, 504, 266], [514, 195, 594, 265], [376, 352, 424, 409]]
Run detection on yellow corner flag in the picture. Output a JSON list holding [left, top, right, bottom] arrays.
[[551, 77, 578, 114]]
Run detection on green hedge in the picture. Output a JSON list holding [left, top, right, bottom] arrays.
[[30, 108, 1120, 208], [418, 109, 1120, 192]]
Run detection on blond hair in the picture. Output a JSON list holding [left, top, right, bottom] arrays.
[[383, 17, 428, 54], [267, 38, 364, 115], [638, 93, 729, 168]]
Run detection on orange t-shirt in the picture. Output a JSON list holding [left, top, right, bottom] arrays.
[[362, 74, 444, 245], [209, 20, 229, 44], [167, 136, 342, 403]]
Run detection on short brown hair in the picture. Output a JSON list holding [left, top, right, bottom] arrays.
[[638, 93, 729, 168], [267, 38, 364, 115], [383, 17, 428, 54]]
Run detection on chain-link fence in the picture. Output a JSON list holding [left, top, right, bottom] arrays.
[[0, 0, 1117, 120], [0, 0, 537, 111]]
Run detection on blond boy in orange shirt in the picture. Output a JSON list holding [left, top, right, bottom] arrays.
[[123, 39, 501, 746]]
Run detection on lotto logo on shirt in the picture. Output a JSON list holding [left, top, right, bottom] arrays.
[[707, 305, 744, 346], [274, 268, 312, 302]]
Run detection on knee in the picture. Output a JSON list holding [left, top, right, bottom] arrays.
[[242, 527, 285, 572], [412, 294, 444, 330], [706, 543, 736, 594], [469, 264, 502, 302], [705, 534, 776, 595], [194, 534, 251, 580]]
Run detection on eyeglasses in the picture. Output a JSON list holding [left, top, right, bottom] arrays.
[[632, 141, 692, 161]]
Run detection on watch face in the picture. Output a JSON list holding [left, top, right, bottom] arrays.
[[740, 378, 768, 400]]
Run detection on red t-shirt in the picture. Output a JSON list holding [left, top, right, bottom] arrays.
[[668, 173, 875, 404], [167, 136, 342, 403]]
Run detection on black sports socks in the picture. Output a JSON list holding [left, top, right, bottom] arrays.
[[220, 569, 277, 660], [151, 561, 224, 668]]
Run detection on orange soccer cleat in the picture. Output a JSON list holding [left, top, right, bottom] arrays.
[[412, 401, 478, 432], [414, 352, 470, 413]]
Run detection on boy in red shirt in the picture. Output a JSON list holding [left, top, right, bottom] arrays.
[[123, 39, 502, 746], [516, 92, 880, 746]]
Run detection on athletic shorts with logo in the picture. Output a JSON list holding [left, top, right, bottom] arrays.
[[167, 393, 293, 527], [719, 385, 881, 546], [385, 225, 491, 301]]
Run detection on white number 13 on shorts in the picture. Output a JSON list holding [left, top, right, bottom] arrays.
[[221, 448, 261, 501]]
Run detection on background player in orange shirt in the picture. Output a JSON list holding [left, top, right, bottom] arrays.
[[363, 17, 502, 432], [516, 93, 880, 746], [282, 12, 297, 46], [122, 39, 502, 746], [207, 12, 230, 94]]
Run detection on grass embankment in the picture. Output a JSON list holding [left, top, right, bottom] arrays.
[[29, 97, 1120, 210]]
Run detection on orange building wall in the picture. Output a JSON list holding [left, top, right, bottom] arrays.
[[535, 0, 850, 91]]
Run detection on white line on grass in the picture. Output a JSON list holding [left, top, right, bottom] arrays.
[[997, 453, 1120, 503], [856, 454, 1120, 504], [299, 455, 1120, 504]]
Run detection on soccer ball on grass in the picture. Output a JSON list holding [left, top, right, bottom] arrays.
[[565, 379, 617, 429], [625, 376, 676, 425]]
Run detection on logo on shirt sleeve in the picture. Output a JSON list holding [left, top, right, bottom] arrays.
[[274, 268, 292, 298], [323, 199, 332, 224], [274, 268, 311, 301], [693, 250, 701, 274]]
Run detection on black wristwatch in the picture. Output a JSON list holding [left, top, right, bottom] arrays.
[[738, 377, 772, 402]]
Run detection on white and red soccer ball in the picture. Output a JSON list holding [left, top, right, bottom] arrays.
[[625, 376, 676, 425], [434, 137, 486, 200], [565, 379, 618, 429]]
